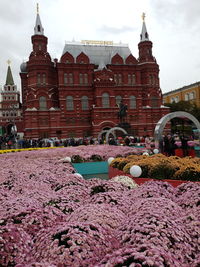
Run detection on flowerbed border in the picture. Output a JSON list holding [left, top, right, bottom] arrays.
[[109, 166, 200, 187]]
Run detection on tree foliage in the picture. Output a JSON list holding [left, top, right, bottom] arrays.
[[165, 101, 200, 121]]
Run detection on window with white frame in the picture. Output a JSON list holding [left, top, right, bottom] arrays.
[[185, 93, 189, 101], [189, 91, 195, 100], [175, 96, 179, 103]]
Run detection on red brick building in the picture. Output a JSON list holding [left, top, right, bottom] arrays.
[[0, 62, 23, 137], [20, 10, 169, 139]]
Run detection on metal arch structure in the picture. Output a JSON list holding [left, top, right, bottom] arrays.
[[98, 129, 116, 142], [154, 111, 200, 147], [105, 127, 128, 144]]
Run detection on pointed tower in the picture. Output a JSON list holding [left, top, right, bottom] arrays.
[[137, 13, 162, 108], [29, 3, 50, 61], [0, 60, 21, 111], [34, 3, 44, 35], [2, 60, 20, 108], [138, 13, 154, 63], [5, 63, 14, 86], [20, 4, 59, 139]]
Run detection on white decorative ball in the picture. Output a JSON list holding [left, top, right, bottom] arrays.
[[143, 152, 149, 156], [74, 173, 83, 178], [153, 149, 159, 154], [63, 156, 71, 163], [130, 165, 142, 177], [108, 157, 115, 165]]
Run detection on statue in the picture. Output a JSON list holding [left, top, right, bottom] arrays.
[[118, 100, 128, 123]]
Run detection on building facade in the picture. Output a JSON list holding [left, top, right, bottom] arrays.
[[0, 63, 23, 137], [163, 82, 200, 107], [20, 10, 169, 139]]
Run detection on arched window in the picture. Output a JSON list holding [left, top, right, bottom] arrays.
[[116, 95, 122, 106], [69, 73, 73, 84], [39, 96, 47, 110], [189, 91, 195, 100], [66, 96, 74, 110], [171, 97, 175, 103], [79, 73, 83, 84], [132, 74, 136, 84], [128, 74, 131, 85], [130, 95, 136, 109], [149, 75, 153, 85], [114, 74, 117, 84], [150, 96, 159, 107], [84, 74, 88, 84], [64, 73, 73, 85], [81, 96, 89, 110], [64, 73, 68, 85], [118, 74, 122, 84], [175, 96, 179, 103], [42, 74, 46, 84], [102, 93, 110, 108], [185, 93, 189, 101], [37, 74, 41, 85], [114, 74, 123, 84], [128, 74, 136, 85]]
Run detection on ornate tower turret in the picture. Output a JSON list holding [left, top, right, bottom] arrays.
[[137, 14, 162, 108], [138, 13, 155, 63], [2, 60, 20, 109], [29, 3, 51, 61], [20, 3, 59, 139]]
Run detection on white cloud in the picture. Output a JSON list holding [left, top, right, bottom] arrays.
[[0, 0, 200, 94]]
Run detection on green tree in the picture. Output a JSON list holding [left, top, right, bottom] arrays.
[[165, 101, 200, 120], [164, 101, 200, 135]]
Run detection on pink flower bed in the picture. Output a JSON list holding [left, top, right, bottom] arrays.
[[0, 146, 199, 266]]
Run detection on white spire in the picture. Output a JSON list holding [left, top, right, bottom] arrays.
[[34, 3, 44, 35], [140, 13, 149, 42]]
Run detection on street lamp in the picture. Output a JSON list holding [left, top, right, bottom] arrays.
[[9, 104, 18, 148]]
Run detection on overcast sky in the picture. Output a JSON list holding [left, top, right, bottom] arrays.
[[0, 0, 200, 94]]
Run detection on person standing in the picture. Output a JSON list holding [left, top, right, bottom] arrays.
[[180, 135, 188, 157]]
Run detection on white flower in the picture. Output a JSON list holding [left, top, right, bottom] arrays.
[[112, 175, 138, 188]]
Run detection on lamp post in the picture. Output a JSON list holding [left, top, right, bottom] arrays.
[[9, 104, 18, 148]]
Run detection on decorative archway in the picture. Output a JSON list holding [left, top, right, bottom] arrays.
[[154, 111, 200, 147], [105, 127, 127, 144], [98, 129, 116, 141]]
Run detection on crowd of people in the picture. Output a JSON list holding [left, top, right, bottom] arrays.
[[0, 135, 100, 149], [160, 133, 193, 157], [0, 133, 197, 158]]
